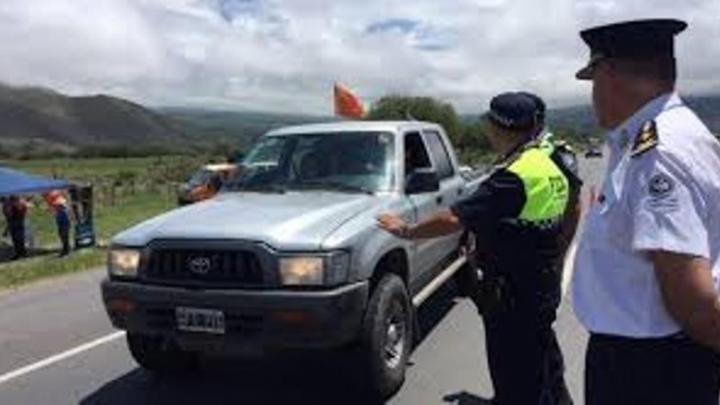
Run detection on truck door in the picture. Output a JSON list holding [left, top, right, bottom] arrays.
[[403, 131, 451, 294], [421, 129, 465, 265]]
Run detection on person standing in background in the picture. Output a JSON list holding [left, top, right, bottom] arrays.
[[2, 195, 28, 260], [43, 190, 71, 257]]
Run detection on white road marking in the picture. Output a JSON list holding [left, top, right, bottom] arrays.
[[562, 241, 578, 297], [0, 331, 125, 386]]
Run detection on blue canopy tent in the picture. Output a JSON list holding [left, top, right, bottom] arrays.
[[0, 167, 71, 197], [0, 167, 95, 249]]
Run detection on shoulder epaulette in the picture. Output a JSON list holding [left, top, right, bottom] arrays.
[[631, 120, 659, 158]]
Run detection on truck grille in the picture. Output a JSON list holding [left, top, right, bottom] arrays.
[[143, 249, 264, 287]]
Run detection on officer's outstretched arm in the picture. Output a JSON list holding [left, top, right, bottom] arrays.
[[406, 209, 463, 239], [377, 209, 463, 240], [652, 251, 720, 352]]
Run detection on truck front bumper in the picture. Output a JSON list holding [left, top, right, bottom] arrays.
[[101, 279, 369, 353]]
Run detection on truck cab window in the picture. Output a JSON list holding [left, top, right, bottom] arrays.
[[229, 132, 395, 192], [404, 132, 432, 175], [423, 130, 454, 180]]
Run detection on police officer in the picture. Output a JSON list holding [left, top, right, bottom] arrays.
[[572, 19, 720, 404], [378, 92, 572, 405], [522, 92, 582, 404], [521, 92, 583, 256]]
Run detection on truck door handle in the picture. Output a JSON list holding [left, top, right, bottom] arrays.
[[457, 188, 464, 196], [436, 195, 444, 205]]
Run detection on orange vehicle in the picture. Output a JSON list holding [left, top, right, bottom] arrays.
[[177, 163, 238, 206]]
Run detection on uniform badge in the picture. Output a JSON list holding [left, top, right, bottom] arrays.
[[646, 173, 678, 212], [648, 173, 675, 198], [631, 120, 659, 158]]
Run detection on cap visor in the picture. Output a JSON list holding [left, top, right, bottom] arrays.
[[482, 111, 505, 129], [576, 64, 593, 80]]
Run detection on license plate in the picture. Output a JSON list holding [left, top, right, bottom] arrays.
[[176, 307, 225, 334]]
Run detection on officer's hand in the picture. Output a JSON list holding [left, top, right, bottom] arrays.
[[472, 283, 496, 316], [376, 214, 409, 238]]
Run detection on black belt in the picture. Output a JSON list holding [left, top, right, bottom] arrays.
[[589, 332, 720, 368], [591, 332, 688, 343]]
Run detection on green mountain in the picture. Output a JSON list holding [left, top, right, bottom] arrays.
[[0, 84, 192, 156], [0, 82, 335, 157], [1, 82, 716, 159], [546, 94, 720, 139], [160, 107, 334, 151]]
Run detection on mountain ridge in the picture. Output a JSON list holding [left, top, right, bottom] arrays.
[[1, 83, 717, 157], [0, 84, 191, 154]]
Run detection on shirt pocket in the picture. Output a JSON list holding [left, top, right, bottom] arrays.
[[596, 183, 633, 248]]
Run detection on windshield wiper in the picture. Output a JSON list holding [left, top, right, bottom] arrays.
[[228, 184, 287, 193], [291, 180, 374, 195]]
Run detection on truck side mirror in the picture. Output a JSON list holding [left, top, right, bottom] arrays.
[[405, 169, 440, 194]]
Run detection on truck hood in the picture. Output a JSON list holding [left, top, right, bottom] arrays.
[[112, 191, 379, 250]]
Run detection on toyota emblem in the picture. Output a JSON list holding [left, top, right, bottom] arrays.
[[188, 256, 212, 275]]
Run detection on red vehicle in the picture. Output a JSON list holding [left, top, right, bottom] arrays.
[[177, 163, 238, 206]]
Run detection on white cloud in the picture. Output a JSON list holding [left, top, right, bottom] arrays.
[[0, 0, 717, 115]]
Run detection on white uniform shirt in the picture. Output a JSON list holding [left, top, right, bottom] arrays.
[[573, 92, 720, 338]]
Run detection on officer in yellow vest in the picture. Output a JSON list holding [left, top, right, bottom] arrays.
[[378, 92, 572, 404], [522, 91, 583, 258]]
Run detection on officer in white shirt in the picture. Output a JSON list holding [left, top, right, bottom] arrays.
[[572, 19, 720, 404]]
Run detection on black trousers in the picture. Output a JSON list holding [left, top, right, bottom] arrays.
[[8, 224, 26, 258], [58, 223, 70, 254], [56, 210, 71, 254], [586, 333, 720, 405], [483, 307, 572, 405]]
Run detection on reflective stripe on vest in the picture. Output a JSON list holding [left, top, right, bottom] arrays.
[[506, 147, 569, 223]]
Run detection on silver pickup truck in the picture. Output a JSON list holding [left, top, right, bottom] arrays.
[[101, 121, 482, 398]]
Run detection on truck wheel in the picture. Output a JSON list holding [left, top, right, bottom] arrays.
[[359, 273, 413, 398], [126, 333, 197, 374]]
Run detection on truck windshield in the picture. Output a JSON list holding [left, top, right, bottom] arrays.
[[186, 169, 213, 187], [225, 131, 395, 193]]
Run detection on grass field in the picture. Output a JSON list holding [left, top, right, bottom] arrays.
[[0, 155, 210, 289], [9, 157, 174, 178]]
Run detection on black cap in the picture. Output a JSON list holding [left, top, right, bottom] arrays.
[[517, 91, 546, 125], [576, 19, 687, 80], [484, 92, 538, 131]]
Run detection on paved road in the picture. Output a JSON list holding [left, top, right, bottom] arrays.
[[0, 158, 606, 405]]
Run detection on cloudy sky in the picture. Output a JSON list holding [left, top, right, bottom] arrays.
[[0, 0, 718, 114]]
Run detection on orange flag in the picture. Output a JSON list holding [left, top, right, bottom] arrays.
[[334, 83, 365, 119]]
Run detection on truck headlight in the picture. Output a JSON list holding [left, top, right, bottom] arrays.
[[279, 252, 350, 286], [108, 248, 141, 278]]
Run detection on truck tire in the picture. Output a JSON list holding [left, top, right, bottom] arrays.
[[359, 273, 413, 398], [126, 333, 197, 374]]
